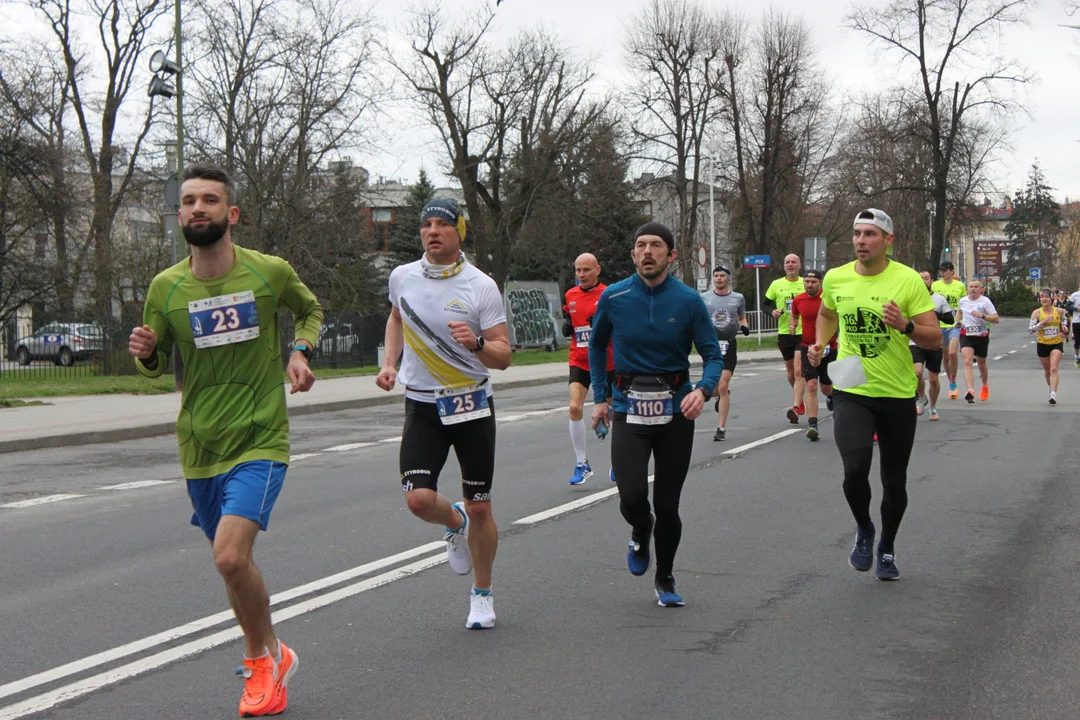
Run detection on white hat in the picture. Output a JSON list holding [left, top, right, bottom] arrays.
[[853, 208, 893, 235]]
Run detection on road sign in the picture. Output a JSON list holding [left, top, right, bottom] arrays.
[[1030, 267, 1042, 280], [696, 278, 708, 292], [803, 237, 827, 271], [743, 254, 771, 269], [698, 245, 708, 268]]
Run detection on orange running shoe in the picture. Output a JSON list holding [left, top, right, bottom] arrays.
[[264, 642, 298, 716], [239, 653, 278, 717], [979, 385, 989, 402]]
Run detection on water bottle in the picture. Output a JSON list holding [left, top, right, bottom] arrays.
[[595, 417, 609, 443]]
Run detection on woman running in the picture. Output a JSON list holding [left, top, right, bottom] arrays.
[[1030, 289, 1067, 405]]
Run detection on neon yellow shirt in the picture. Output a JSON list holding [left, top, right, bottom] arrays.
[[765, 276, 804, 335], [822, 260, 935, 399], [931, 279, 965, 328], [136, 245, 323, 479]]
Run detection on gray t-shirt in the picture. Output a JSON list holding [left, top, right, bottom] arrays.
[[701, 290, 746, 342], [911, 292, 953, 346]]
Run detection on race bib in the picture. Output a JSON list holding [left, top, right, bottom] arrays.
[[189, 291, 260, 349], [719, 340, 729, 355], [1044, 326, 1060, 339], [964, 324, 986, 336], [626, 388, 673, 426], [574, 325, 591, 348], [785, 299, 794, 314], [435, 385, 491, 425]]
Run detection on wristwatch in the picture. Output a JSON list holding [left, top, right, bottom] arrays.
[[472, 335, 486, 352], [901, 320, 915, 335], [292, 343, 312, 362]]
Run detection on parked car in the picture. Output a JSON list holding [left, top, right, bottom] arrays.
[[15, 323, 105, 366], [315, 322, 365, 361]]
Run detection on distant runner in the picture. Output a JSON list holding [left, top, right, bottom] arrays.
[[1030, 289, 1066, 404], [932, 261, 965, 398], [700, 265, 749, 441], [911, 270, 954, 422], [765, 255, 805, 417], [788, 270, 836, 441], [955, 279, 1000, 403]]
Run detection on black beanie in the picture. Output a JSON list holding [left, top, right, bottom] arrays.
[[634, 222, 675, 252]]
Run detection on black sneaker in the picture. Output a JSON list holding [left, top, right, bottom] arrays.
[[875, 547, 901, 581], [848, 523, 875, 572], [806, 424, 819, 441], [965, 390, 975, 404], [713, 428, 726, 441], [786, 407, 799, 424], [826, 394, 834, 412], [714, 397, 719, 413]]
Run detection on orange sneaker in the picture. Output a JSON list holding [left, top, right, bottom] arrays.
[[979, 385, 989, 402], [264, 642, 298, 716], [239, 653, 277, 717]]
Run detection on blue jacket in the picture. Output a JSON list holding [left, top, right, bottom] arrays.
[[589, 273, 723, 413]]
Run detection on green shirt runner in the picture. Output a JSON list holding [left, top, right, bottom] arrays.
[[136, 245, 323, 478], [931, 279, 965, 328], [766, 276, 805, 335], [822, 260, 934, 399]]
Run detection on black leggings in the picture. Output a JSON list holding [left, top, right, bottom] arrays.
[[1072, 323, 1080, 351], [832, 391, 917, 553], [610, 413, 695, 579]]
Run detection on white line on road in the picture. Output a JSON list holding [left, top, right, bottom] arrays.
[[0, 553, 447, 720], [323, 442, 376, 452], [514, 475, 654, 525], [0, 494, 85, 509], [1008, 350, 1017, 354], [993, 356, 1004, 361], [289, 453, 321, 462], [98, 480, 177, 491], [0, 541, 443, 705], [723, 428, 802, 455]]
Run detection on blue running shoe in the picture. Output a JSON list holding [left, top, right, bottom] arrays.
[[627, 539, 650, 576], [848, 523, 875, 572], [609, 467, 616, 483], [654, 575, 685, 607], [875, 547, 901, 581], [569, 462, 593, 486], [826, 394, 834, 412]]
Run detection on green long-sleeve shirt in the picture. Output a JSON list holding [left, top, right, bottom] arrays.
[[136, 244, 323, 478]]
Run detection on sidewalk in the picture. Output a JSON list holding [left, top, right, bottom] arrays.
[[0, 350, 781, 454]]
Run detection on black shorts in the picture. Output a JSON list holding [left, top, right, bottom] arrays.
[[717, 338, 738, 374], [778, 333, 800, 361], [960, 335, 990, 359], [1037, 342, 1064, 359], [800, 344, 833, 384], [910, 345, 943, 374], [399, 397, 496, 502], [569, 366, 615, 397]]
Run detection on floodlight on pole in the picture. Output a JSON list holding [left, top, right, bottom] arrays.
[[147, 75, 176, 99], [149, 49, 181, 76]]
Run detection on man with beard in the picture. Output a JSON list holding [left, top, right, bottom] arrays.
[[589, 222, 723, 607], [700, 265, 749, 441], [128, 163, 321, 717]]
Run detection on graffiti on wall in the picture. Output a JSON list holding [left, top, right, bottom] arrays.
[[504, 282, 562, 348]]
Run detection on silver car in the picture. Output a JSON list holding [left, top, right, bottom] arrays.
[[15, 323, 105, 366]]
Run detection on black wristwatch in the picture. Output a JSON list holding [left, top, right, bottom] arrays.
[[472, 335, 486, 352], [901, 320, 915, 336]]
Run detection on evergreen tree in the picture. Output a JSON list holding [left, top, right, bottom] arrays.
[[1003, 163, 1061, 284], [387, 169, 437, 267]]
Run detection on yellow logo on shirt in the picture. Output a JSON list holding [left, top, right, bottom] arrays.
[[444, 299, 468, 315]]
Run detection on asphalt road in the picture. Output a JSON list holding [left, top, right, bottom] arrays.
[[2, 318, 1078, 720]]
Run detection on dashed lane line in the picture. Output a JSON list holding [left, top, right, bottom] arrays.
[[0, 495, 86, 509]]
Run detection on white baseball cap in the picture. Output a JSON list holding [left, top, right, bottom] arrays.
[[853, 208, 893, 235]]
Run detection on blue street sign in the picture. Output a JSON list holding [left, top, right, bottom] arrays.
[[1030, 267, 1042, 280], [743, 254, 771, 269]]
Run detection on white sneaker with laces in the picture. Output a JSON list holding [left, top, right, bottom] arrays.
[[1050, 391, 1058, 405], [466, 592, 495, 629], [445, 502, 472, 575]]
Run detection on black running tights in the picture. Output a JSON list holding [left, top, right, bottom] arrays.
[[610, 413, 695, 579], [832, 391, 917, 553]]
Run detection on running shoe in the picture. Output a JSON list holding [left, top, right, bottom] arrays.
[[806, 424, 819, 442], [1050, 391, 1058, 405], [466, 591, 496, 629], [826, 394, 834, 412], [238, 653, 278, 717], [263, 642, 298, 716], [848, 523, 875, 572], [714, 397, 719, 413], [1075, 358, 1080, 368], [875, 548, 901, 581], [917, 394, 929, 411], [627, 538, 651, 576], [795, 403, 806, 415], [948, 381, 959, 399], [873, 433, 878, 444], [915, 403, 923, 416], [929, 407, 939, 421], [713, 428, 726, 441], [610, 467, 616, 483], [445, 502, 472, 575], [569, 461, 593, 486], [965, 389, 975, 404], [979, 385, 989, 402], [654, 575, 686, 607], [786, 407, 799, 424]]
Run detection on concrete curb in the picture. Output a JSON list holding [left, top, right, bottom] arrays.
[[1, 355, 782, 454]]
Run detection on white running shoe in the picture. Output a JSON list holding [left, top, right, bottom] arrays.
[[466, 592, 495, 629], [445, 502, 472, 575], [1049, 391, 1058, 405]]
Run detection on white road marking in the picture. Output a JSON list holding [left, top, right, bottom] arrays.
[[0, 494, 85, 509], [323, 442, 376, 452], [0, 553, 447, 720], [0, 541, 444, 705], [724, 429, 802, 455], [1008, 350, 1017, 354], [993, 356, 1004, 361], [289, 453, 321, 462], [98, 480, 176, 491], [514, 475, 654, 525]]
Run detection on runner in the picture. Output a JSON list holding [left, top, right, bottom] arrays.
[[700, 265, 749, 441], [911, 270, 954, 422], [765, 254, 806, 417], [564, 253, 615, 483], [590, 221, 723, 607], [809, 208, 939, 581], [955, 279, 1000, 403], [931, 261, 965, 398], [376, 197, 511, 630], [789, 270, 836, 441], [1068, 282, 1080, 366], [128, 162, 321, 716], [1054, 289, 1072, 351], [1030, 289, 1067, 404]]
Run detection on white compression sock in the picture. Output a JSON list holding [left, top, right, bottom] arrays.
[[569, 419, 588, 464]]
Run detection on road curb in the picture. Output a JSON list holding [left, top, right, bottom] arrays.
[[0, 356, 782, 454]]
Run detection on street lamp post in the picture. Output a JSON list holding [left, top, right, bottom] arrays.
[[707, 137, 720, 271]]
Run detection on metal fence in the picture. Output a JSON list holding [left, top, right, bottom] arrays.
[[745, 310, 779, 335]]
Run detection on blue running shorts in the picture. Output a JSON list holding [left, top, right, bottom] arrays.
[[186, 460, 287, 541], [941, 326, 960, 344]]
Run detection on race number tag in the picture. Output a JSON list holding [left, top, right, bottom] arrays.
[[1044, 326, 1060, 339], [574, 325, 591, 348], [719, 340, 729, 355], [964, 323, 985, 336], [625, 389, 673, 426], [785, 299, 794, 314], [189, 291, 260, 349], [435, 385, 491, 425]]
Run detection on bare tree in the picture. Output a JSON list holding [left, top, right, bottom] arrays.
[[848, 0, 1030, 267]]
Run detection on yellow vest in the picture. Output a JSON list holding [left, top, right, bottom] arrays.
[[1037, 307, 1064, 345]]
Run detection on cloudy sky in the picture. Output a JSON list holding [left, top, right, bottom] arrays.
[[374, 0, 1080, 204]]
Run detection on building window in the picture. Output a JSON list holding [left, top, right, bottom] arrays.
[[372, 209, 392, 223]]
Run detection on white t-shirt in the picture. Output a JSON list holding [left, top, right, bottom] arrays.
[[1069, 291, 1080, 323], [958, 296, 997, 337], [388, 260, 506, 402], [911, 293, 952, 346]]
